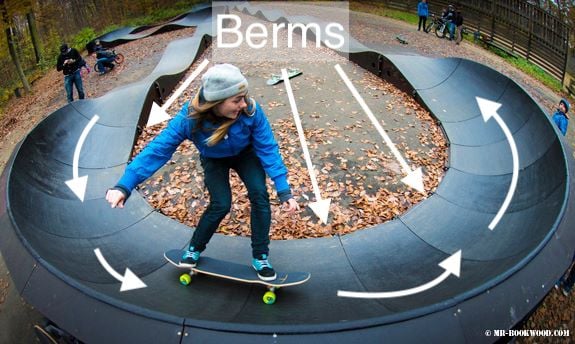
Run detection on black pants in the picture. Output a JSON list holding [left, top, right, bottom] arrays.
[[418, 16, 427, 31], [190, 147, 271, 258]]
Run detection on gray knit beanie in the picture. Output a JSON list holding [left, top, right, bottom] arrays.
[[201, 64, 248, 102]]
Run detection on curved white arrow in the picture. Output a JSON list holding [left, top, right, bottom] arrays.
[[65, 115, 99, 202], [334, 64, 424, 193], [475, 97, 519, 230], [337, 250, 461, 299], [147, 58, 210, 127], [282, 68, 331, 224], [94, 248, 147, 292]]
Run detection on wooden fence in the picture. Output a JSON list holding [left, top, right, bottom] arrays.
[[378, 0, 570, 81]]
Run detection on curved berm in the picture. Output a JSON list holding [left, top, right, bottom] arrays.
[[1, 4, 574, 343]]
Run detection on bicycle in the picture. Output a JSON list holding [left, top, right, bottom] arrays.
[[435, 20, 452, 39], [93, 50, 125, 74], [425, 13, 442, 34]]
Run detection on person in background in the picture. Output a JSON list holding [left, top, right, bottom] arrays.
[[443, 4, 456, 40], [454, 8, 464, 45], [94, 40, 116, 75], [56, 43, 85, 103], [552, 98, 570, 136], [417, 0, 429, 32]]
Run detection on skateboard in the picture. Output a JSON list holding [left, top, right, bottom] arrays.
[[34, 325, 57, 344], [396, 35, 408, 44], [34, 323, 78, 344], [164, 249, 310, 304], [266, 68, 302, 85]]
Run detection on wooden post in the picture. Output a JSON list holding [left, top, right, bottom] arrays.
[[525, 7, 535, 61], [561, 26, 570, 84], [490, 0, 495, 41]]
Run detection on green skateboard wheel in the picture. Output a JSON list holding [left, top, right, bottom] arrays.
[[263, 291, 276, 304], [180, 273, 191, 285]]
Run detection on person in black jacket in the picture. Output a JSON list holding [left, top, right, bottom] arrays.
[[442, 5, 456, 40], [56, 43, 85, 103]]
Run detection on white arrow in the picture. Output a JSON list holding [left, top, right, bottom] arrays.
[[147, 58, 210, 127], [94, 248, 147, 292], [282, 68, 331, 224], [65, 115, 99, 202], [334, 64, 424, 193], [337, 250, 461, 299], [476, 97, 519, 231]]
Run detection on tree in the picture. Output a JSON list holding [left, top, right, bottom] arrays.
[[0, 0, 30, 92], [27, 11, 41, 63]]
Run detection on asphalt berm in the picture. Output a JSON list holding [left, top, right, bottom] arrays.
[[0, 7, 572, 344]]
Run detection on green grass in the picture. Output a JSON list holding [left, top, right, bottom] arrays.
[[351, 2, 419, 25], [484, 45, 562, 92], [502, 54, 563, 92]]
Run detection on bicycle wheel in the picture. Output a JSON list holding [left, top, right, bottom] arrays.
[[435, 24, 445, 38], [114, 53, 124, 64], [425, 21, 434, 33], [94, 63, 102, 73]]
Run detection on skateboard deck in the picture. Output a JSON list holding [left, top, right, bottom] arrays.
[[266, 68, 302, 85], [164, 249, 310, 304], [396, 35, 408, 44]]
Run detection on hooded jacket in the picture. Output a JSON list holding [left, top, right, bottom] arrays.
[[56, 48, 83, 75], [417, 1, 428, 17], [553, 110, 569, 136], [116, 100, 290, 199], [552, 98, 570, 136]]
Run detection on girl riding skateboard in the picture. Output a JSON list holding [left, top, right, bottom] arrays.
[[105, 63, 299, 281]]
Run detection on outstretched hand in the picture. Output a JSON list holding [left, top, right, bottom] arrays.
[[106, 189, 126, 208], [282, 198, 299, 213]]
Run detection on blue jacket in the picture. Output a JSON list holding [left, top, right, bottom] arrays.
[[417, 1, 429, 17], [552, 110, 569, 136], [117, 100, 290, 197]]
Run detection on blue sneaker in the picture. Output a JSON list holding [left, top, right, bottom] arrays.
[[180, 247, 200, 267], [252, 254, 277, 281]]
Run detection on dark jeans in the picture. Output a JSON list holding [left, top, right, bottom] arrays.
[[448, 22, 456, 40], [190, 147, 271, 258], [418, 16, 427, 31], [64, 70, 85, 103], [97, 57, 115, 73]]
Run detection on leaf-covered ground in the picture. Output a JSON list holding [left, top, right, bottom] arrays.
[[135, 22, 449, 239]]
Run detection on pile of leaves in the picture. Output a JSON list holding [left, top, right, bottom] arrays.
[[133, 21, 448, 239]]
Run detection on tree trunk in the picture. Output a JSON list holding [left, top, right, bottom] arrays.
[[26, 12, 41, 63], [0, 0, 31, 92]]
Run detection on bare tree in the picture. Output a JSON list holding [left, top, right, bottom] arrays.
[[0, 0, 30, 92], [27, 11, 41, 63]]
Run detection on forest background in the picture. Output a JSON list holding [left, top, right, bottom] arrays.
[[0, 0, 574, 115], [0, 0, 201, 114]]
